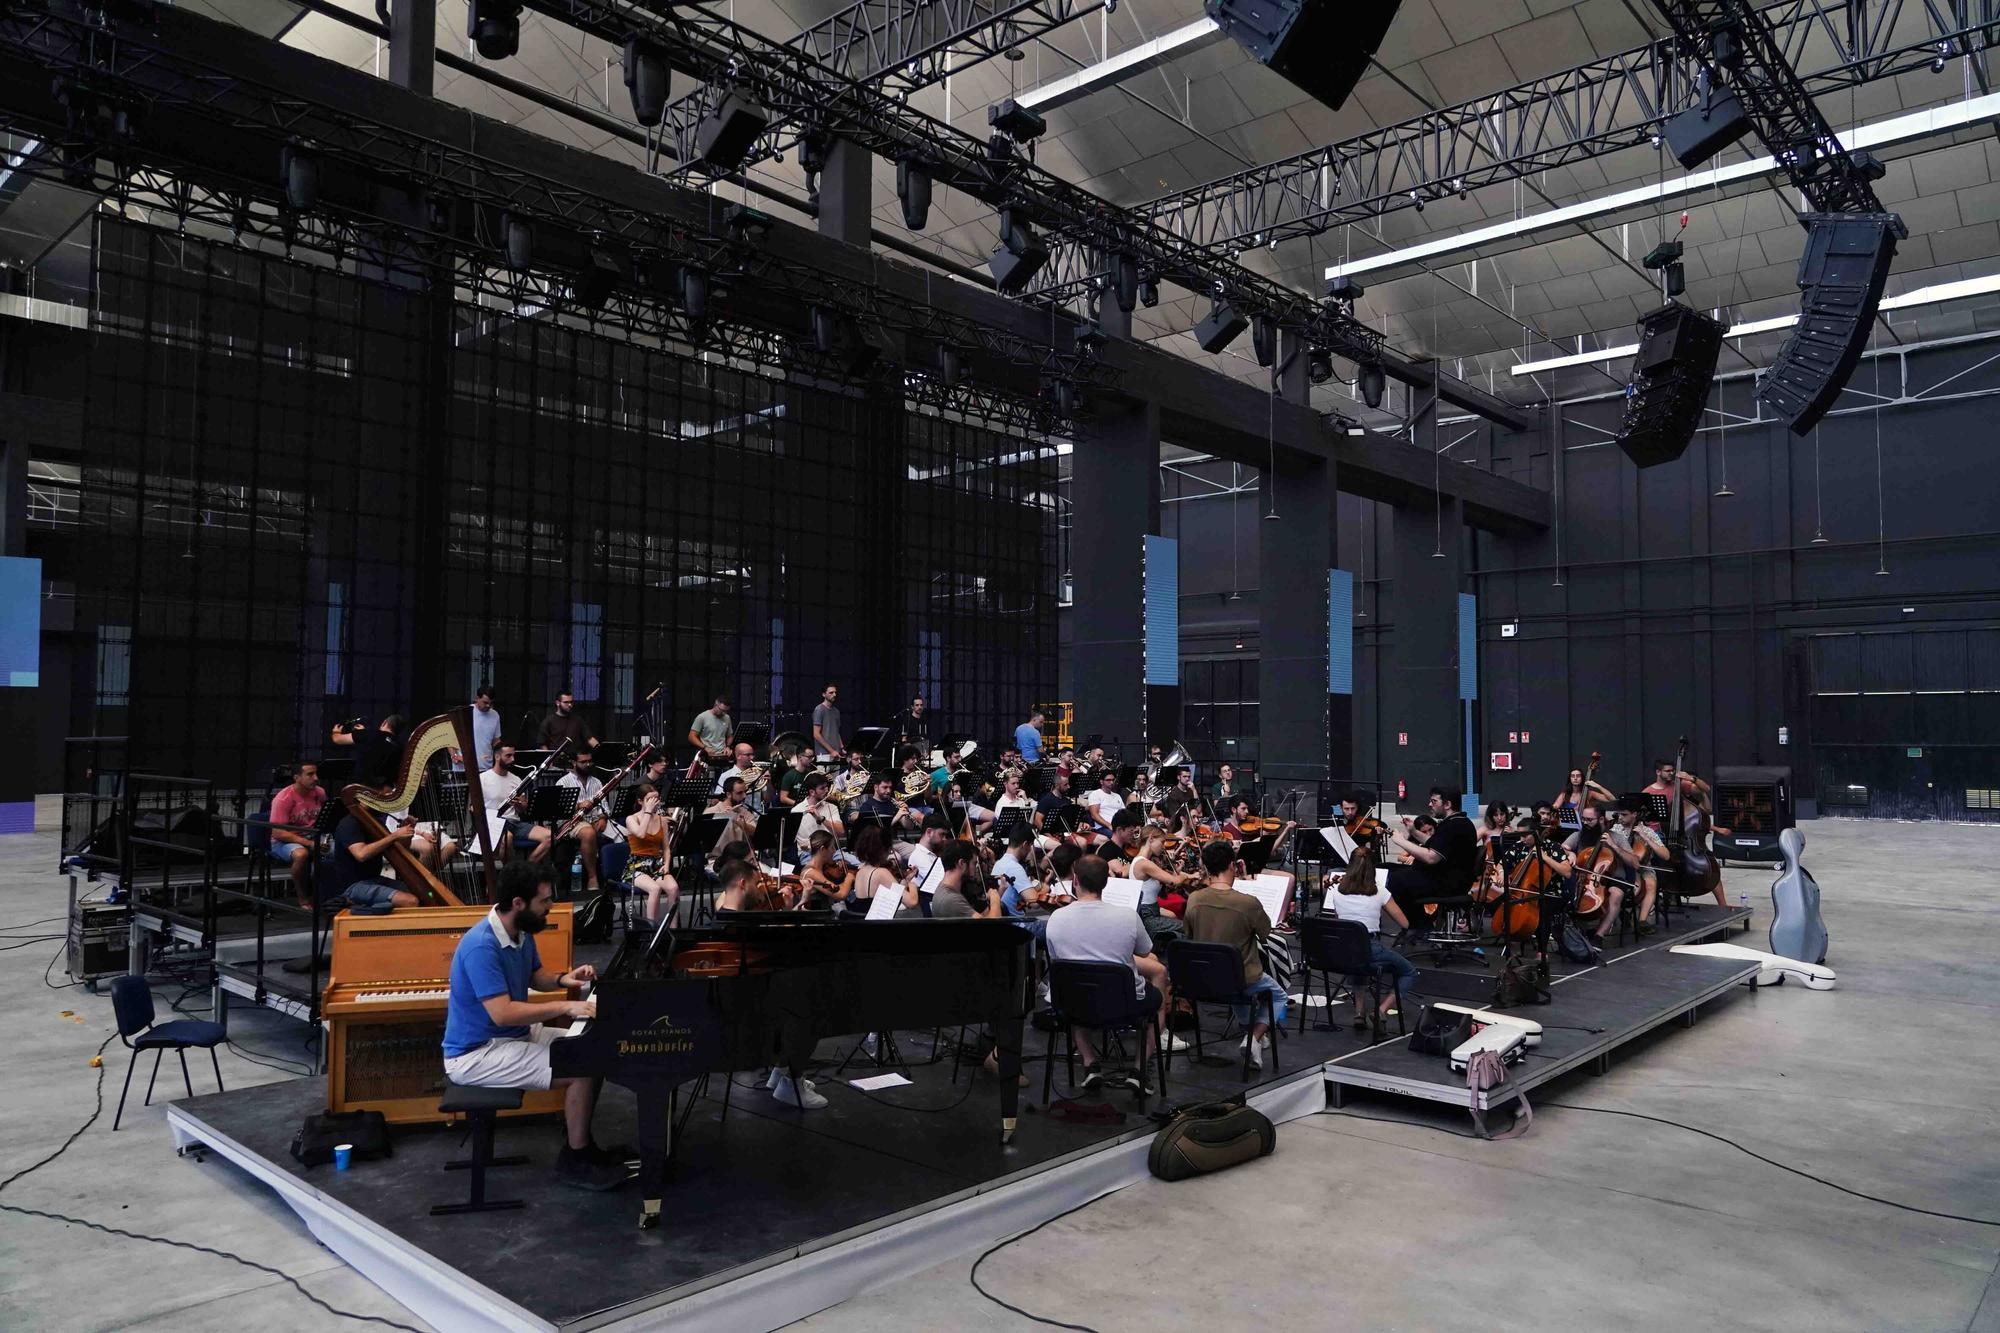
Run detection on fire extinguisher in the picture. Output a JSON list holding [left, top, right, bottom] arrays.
[[1396, 778, 1406, 800]]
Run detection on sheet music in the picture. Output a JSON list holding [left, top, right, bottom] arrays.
[[1321, 826, 1359, 862], [864, 888, 902, 921], [1326, 867, 1390, 912], [1101, 878, 1142, 911], [1234, 873, 1289, 923]]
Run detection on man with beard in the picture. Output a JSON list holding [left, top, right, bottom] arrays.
[[441, 860, 624, 1191]]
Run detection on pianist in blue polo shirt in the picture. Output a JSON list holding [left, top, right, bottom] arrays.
[[441, 859, 624, 1191]]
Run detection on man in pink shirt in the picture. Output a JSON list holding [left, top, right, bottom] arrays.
[[269, 762, 326, 907]]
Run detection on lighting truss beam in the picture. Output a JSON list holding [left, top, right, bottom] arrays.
[[1648, 0, 1894, 216], [1325, 91, 2000, 281], [1033, 0, 1999, 277], [0, 3, 1110, 427], [632, 0, 1107, 182], [1014, 17, 1225, 112], [1508, 272, 2000, 375]]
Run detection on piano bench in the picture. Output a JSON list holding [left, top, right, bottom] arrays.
[[431, 1081, 528, 1217]]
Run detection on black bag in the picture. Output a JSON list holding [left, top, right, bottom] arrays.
[[1407, 1003, 1473, 1057], [1558, 920, 1599, 963], [291, 1109, 393, 1168], [1147, 1099, 1275, 1181]]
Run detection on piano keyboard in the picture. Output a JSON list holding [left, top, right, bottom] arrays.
[[353, 987, 449, 1003]]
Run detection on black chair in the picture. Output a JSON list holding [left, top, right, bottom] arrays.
[[431, 1082, 528, 1216], [1043, 960, 1165, 1107], [1299, 916, 1406, 1043], [110, 975, 224, 1130], [1163, 940, 1279, 1081]]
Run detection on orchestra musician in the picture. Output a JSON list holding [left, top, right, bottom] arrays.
[[1157, 767, 1202, 829], [929, 839, 1002, 919], [553, 747, 608, 895], [941, 777, 997, 835], [1325, 849, 1417, 1029], [481, 741, 546, 865], [267, 761, 325, 909], [895, 747, 935, 814], [1082, 768, 1127, 836], [992, 770, 1038, 828], [686, 693, 733, 769], [1556, 765, 1615, 818], [1183, 839, 1287, 1070], [713, 741, 769, 815], [1672, 769, 1732, 909], [1033, 768, 1078, 842], [1097, 810, 1186, 945], [330, 713, 405, 789], [846, 824, 916, 919], [704, 777, 761, 856], [1013, 709, 1045, 765], [538, 690, 598, 755], [620, 782, 680, 926], [1210, 763, 1241, 813], [793, 771, 846, 859], [1610, 794, 1670, 934], [1561, 804, 1626, 945], [439, 860, 622, 1192], [1384, 785, 1480, 928], [989, 822, 1047, 922], [797, 830, 852, 911], [830, 750, 873, 811], [1129, 824, 1198, 918], [901, 812, 952, 908], [811, 682, 845, 761], [892, 695, 933, 749], [855, 773, 909, 835], [776, 746, 817, 809]]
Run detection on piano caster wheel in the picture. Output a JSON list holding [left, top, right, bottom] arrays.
[[640, 1200, 662, 1230]]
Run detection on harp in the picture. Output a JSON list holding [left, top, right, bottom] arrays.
[[339, 707, 499, 906]]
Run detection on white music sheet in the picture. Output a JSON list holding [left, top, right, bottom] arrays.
[[864, 887, 902, 921], [1321, 826, 1359, 862], [1234, 873, 1289, 923], [1328, 867, 1391, 912], [1101, 878, 1142, 911]]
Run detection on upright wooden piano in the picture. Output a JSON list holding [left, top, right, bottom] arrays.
[[322, 904, 573, 1124]]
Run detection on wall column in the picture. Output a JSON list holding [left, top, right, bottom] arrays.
[[388, 0, 436, 96], [1071, 398, 1161, 761], [1258, 331, 1336, 818], [1386, 390, 1467, 803]]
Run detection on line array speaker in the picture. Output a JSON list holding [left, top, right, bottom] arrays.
[[1757, 212, 1901, 435], [1204, 0, 1401, 112], [1617, 302, 1724, 468]]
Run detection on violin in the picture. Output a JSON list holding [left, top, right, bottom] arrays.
[[1344, 812, 1385, 841], [1236, 815, 1282, 834]]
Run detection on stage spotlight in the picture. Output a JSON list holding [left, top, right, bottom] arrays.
[[1454, 177, 1468, 200], [1193, 297, 1248, 354], [989, 210, 1049, 293], [1408, 190, 1424, 212], [1138, 276, 1160, 308], [1325, 274, 1365, 303], [1357, 361, 1386, 409], [1931, 40, 1951, 73], [695, 86, 769, 172], [1251, 314, 1278, 367], [622, 38, 669, 127], [1307, 348, 1333, 385], [988, 98, 1047, 141], [280, 142, 318, 212], [1112, 252, 1139, 315], [466, 0, 522, 61], [502, 213, 533, 269], [723, 203, 773, 242], [811, 307, 880, 376], [896, 159, 932, 230]]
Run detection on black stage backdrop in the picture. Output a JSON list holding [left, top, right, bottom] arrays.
[[34, 217, 1056, 792]]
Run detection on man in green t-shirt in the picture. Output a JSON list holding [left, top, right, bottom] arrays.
[[776, 748, 816, 808]]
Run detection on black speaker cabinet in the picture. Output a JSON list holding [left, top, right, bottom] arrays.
[[1713, 765, 1793, 864], [1618, 302, 1724, 467], [1204, 0, 1401, 111], [1663, 88, 1753, 169], [1758, 212, 1900, 435]]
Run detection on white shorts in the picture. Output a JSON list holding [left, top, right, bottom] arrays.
[[443, 1023, 559, 1091]]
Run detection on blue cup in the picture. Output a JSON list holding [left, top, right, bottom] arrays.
[[333, 1143, 353, 1171]]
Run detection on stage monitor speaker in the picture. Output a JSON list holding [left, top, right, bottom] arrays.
[[1617, 302, 1724, 468], [1204, 0, 1400, 112], [1663, 88, 1752, 169], [1757, 212, 1900, 435]]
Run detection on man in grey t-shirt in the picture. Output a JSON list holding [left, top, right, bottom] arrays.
[[811, 682, 845, 759], [688, 694, 733, 763], [1044, 855, 1167, 1093]]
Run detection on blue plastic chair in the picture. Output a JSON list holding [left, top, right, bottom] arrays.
[[111, 975, 225, 1130]]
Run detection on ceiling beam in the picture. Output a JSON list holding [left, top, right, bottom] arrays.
[[1014, 17, 1224, 112]]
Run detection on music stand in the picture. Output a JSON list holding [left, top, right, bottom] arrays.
[[735, 721, 769, 751], [663, 773, 715, 809], [1293, 826, 1341, 867], [1644, 793, 1672, 824], [1049, 804, 1088, 837], [854, 726, 891, 763], [850, 811, 887, 842], [991, 808, 1025, 844], [525, 784, 579, 825], [1241, 837, 1276, 876], [782, 809, 807, 857]]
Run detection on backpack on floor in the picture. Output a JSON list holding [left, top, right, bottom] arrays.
[[1558, 921, 1599, 963], [1147, 1099, 1275, 1181], [291, 1109, 393, 1168], [1407, 1003, 1474, 1057]]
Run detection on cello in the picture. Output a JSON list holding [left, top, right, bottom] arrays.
[[1474, 832, 1548, 940]]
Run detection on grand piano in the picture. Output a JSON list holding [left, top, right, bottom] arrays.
[[550, 913, 1033, 1228]]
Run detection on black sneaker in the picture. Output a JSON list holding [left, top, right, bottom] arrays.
[[1077, 1068, 1103, 1096], [584, 1140, 635, 1166], [556, 1146, 627, 1191], [1120, 1070, 1154, 1095]]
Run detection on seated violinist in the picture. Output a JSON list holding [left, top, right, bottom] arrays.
[[704, 776, 762, 857], [797, 830, 850, 911]]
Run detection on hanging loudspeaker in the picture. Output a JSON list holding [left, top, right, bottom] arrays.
[[623, 39, 670, 128], [1617, 302, 1725, 467], [1757, 212, 1901, 435], [1204, 0, 1400, 111]]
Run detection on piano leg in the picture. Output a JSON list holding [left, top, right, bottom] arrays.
[[634, 1081, 674, 1230], [994, 1006, 1023, 1145]]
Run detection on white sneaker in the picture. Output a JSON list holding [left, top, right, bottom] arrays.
[[1245, 1034, 1266, 1071], [763, 1067, 781, 1091], [862, 1033, 878, 1057], [771, 1075, 827, 1110], [1166, 1034, 1191, 1053]]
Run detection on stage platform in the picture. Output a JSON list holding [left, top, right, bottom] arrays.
[[1323, 901, 1757, 1133], [161, 902, 1760, 1331]]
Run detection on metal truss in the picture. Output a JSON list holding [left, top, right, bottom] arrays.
[[634, 0, 1107, 180], [519, 0, 1389, 367], [1652, 0, 1898, 217], [0, 3, 1109, 428], [1034, 0, 1997, 281]]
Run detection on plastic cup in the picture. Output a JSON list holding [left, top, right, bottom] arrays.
[[333, 1143, 353, 1171]]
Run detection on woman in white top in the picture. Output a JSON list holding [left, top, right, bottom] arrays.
[[1128, 825, 1197, 915], [1326, 849, 1419, 1029], [847, 825, 920, 918]]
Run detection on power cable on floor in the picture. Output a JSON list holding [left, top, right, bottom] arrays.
[[1318, 1102, 2000, 1226], [968, 1192, 1110, 1331], [0, 1030, 427, 1332]]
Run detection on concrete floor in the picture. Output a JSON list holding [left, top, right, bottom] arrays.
[[2, 802, 1996, 1331]]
